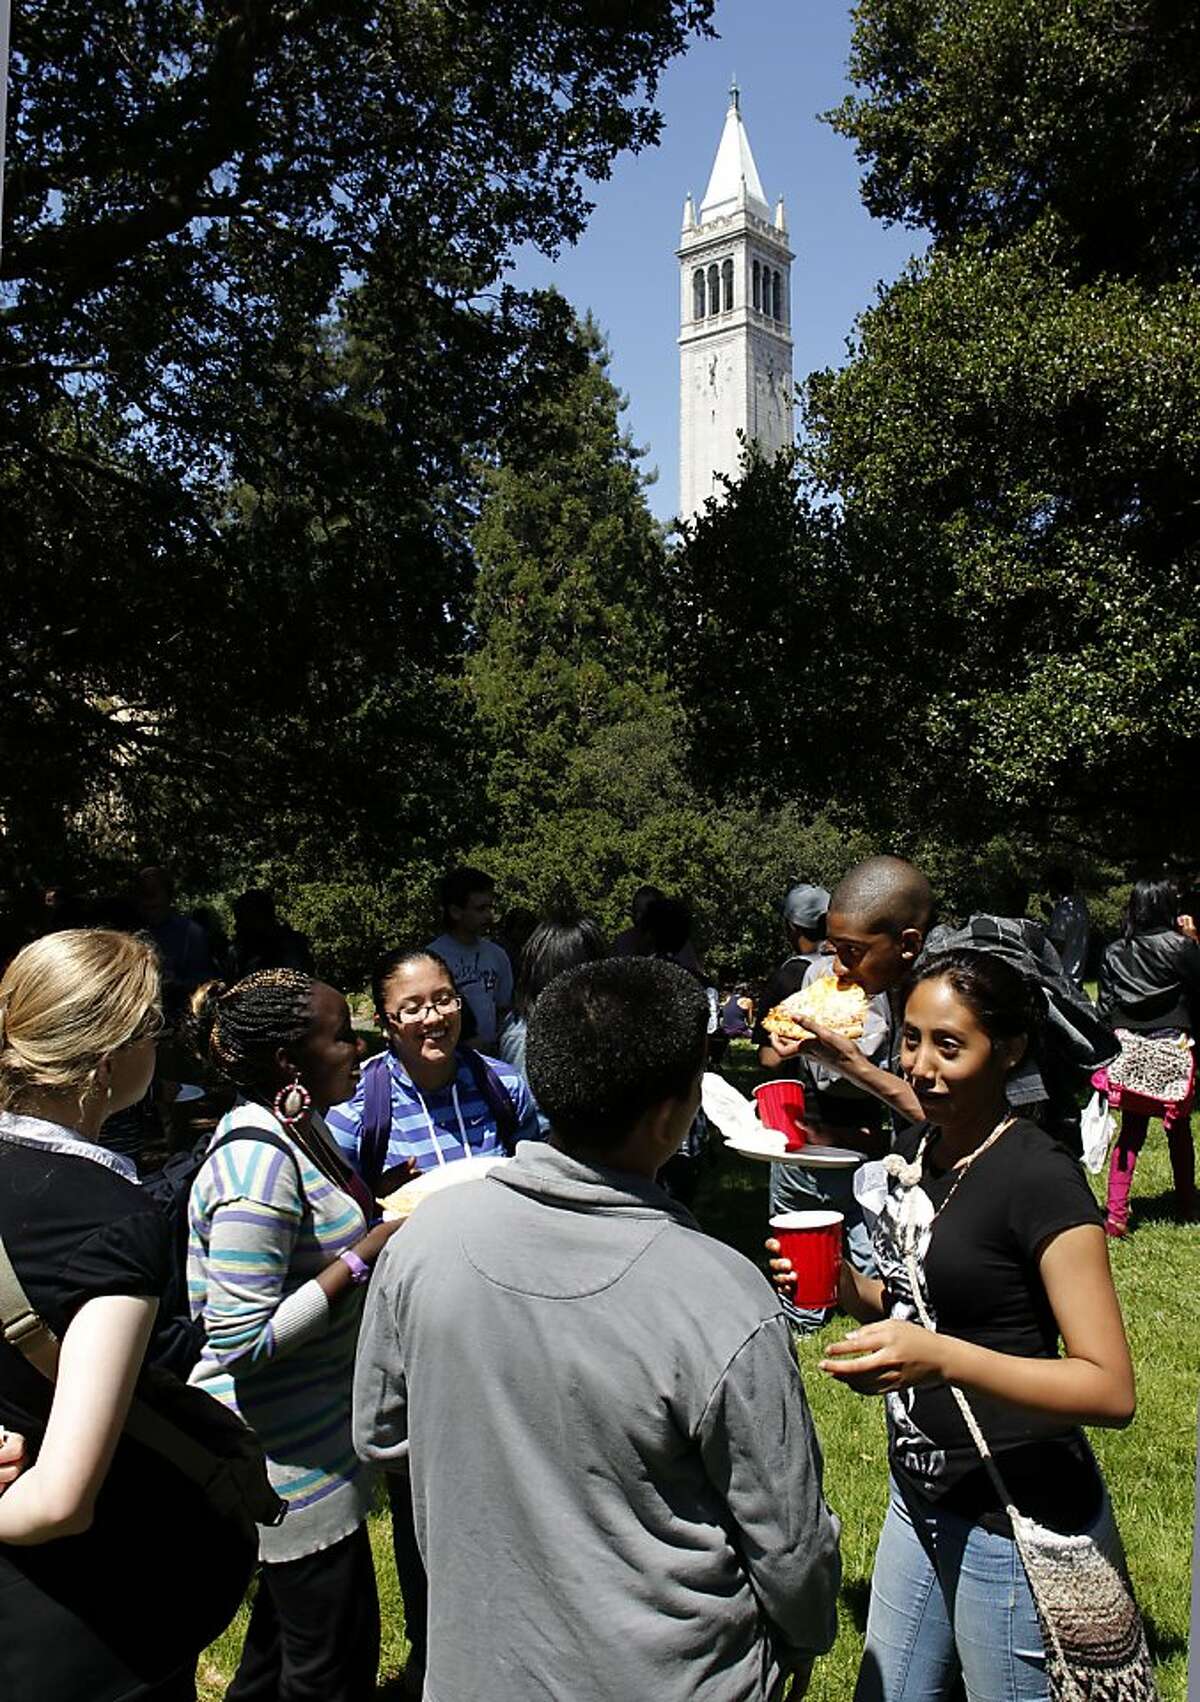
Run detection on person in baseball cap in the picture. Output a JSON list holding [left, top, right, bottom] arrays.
[[780, 883, 831, 941]]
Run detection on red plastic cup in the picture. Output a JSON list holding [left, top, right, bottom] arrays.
[[753, 1079, 808, 1151], [770, 1210, 844, 1309]]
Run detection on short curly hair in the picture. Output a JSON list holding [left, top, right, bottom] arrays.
[[525, 957, 707, 1149]]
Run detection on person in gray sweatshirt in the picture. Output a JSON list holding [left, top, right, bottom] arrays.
[[353, 956, 841, 1702]]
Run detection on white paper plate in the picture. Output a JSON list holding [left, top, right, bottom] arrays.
[[380, 1154, 511, 1220], [725, 1137, 863, 1170]]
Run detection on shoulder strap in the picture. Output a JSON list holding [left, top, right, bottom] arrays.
[[461, 1048, 520, 1151], [0, 1232, 59, 1378], [206, 1122, 301, 1179], [0, 1225, 225, 1492], [358, 1054, 393, 1191]]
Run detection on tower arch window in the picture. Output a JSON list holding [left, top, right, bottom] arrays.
[[707, 264, 719, 316], [721, 257, 733, 312], [772, 270, 782, 321], [693, 269, 706, 321], [752, 260, 761, 312]]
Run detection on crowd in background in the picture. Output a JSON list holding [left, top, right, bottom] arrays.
[[0, 852, 1194, 1701]]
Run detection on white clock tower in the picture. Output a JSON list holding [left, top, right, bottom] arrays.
[[677, 84, 794, 523]]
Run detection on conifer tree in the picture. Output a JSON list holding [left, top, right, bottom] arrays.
[[467, 315, 673, 837]]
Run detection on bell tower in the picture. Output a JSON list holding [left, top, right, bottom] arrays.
[[677, 83, 794, 523]]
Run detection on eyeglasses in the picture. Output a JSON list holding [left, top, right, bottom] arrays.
[[386, 994, 462, 1025]]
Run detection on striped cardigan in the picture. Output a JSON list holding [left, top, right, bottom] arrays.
[[186, 1101, 376, 1563]]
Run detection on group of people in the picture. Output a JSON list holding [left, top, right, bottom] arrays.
[[0, 852, 1190, 1701]]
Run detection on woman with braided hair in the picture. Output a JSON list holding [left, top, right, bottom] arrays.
[[186, 970, 404, 1702]]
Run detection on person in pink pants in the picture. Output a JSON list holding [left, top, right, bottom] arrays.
[[1097, 878, 1200, 1235]]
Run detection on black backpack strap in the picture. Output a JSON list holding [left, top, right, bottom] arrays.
[[461, 1048, 521, 1153], [207, 1124, 301, 1176]]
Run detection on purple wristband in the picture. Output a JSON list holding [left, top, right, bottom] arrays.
[[338, 1249, 371, 1286]]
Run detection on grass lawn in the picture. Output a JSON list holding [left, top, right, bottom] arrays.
[[199, 1041, 1197, 1698]]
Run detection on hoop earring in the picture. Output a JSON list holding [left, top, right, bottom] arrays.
[[273, 1075, 312, 1127]]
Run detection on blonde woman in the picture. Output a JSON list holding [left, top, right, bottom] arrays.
[[0, 930, 242, 1702]]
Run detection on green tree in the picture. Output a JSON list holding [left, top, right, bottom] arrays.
[[831, 0, 1200, 278], [0, 1, 714, 887], [795, 2, 1200, 863], [666, 447, 848, 804], [467, 314, 673, 834]]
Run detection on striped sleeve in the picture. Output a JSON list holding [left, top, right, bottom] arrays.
[[189, 1137, 329, 1368]]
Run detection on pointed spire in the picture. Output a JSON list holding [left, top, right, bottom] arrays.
[[730, 73, 739, 113], [699, 87, 769, 224]]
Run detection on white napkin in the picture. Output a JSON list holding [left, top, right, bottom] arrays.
[[699, 1071, 787, 1151]]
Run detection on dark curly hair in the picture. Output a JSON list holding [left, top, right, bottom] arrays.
[[186, 970, 314, 1095], [525, 957, 707, 1150]]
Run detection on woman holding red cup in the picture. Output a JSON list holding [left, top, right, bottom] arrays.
[[768, 951, 1136, 1702]]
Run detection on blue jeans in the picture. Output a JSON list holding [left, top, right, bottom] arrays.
[[771, 1159, 876, 1333], [855, 1479, 1121, 1702]]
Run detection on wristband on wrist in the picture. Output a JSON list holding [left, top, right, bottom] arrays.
[[338, 1249, 371, 1286]]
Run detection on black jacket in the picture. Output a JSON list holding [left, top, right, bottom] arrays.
[[1097, 929, 1200, 1033]]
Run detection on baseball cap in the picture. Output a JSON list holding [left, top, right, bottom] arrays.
[[781, 883, 830, 933]]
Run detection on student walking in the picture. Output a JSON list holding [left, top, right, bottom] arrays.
[[1098, 878, 1198, 1233]]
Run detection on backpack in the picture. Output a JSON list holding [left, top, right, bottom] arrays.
[[141, 1123, 300, 1377], [358, 1047, 521, 1193], [919, 915, 1119, 1142]]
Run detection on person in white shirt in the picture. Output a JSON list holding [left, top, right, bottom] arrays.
[[426, 867, 513, 1050]]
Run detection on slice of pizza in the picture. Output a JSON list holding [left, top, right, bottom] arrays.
[[761, 976, 869, 1042]]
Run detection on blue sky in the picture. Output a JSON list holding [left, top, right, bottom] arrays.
[[512, 1, 924, 521]]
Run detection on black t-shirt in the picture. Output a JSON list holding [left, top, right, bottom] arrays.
[[879, 1119, 1105, 1531], [0, 1140, 244, 1696]]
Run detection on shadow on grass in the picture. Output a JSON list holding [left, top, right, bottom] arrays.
[[692, 1149, 771, 1265], [1128, 1188, 1187, 1230], [1142, 1612, 1189, 1665], [843, 1575, 872, 1632]]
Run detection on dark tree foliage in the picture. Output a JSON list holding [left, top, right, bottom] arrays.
[[831, 0, 1200, 279], [779, 0, 1200, 869], [801, 231, 1200, 855], [467, 314, 671, 833], [0, 0, 713, 889], [665, 447, 845, 804]]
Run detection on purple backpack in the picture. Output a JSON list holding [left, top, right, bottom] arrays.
[[357, 1048, 521, 1192]]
